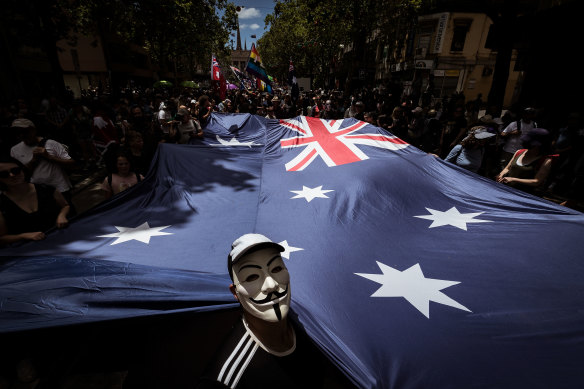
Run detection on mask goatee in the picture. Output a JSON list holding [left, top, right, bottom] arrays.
[[273, 303, 282, 321]]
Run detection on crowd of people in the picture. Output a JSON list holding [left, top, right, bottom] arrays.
[[0, 84, 583, 247]]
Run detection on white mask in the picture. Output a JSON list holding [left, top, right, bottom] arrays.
[[232, 247, 291, 322]]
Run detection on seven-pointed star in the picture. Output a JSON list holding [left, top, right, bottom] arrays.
[[414, 206, 491, 230], [97, 222, 173, 245], [211, 135, 257, 148], [355, 262, 471, 318], [290, 185, 334, 203], [278, 240, 304, 259]]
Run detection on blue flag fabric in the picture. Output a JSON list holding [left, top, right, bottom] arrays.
[[2, 113, 584, 388]]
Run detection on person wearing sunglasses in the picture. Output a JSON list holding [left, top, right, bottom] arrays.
[[0, 158, 69, 246]]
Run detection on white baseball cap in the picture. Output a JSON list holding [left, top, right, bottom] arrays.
[[11, 118, 35, 128], [472, 126, 497, 139], [228, 233, 284, 278]]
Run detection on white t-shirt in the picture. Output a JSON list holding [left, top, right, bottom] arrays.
[[502, 120, 536, 154], [10, 140, 72, 192], [177, 119, 196, 144], [157, 110, 172, 133]]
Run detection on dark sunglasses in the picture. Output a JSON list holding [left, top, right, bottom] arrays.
[[0, 167, 23, 178]]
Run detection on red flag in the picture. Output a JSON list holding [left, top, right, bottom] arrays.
[[219, 73, 226, 100], [211, 55, 221, 81], [211, 54, 227, 100]]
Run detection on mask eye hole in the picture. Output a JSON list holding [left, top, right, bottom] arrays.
[[271, 266, 283, 274], [245, 274, 260, 282]]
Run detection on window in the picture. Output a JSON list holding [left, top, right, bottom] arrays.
[[450, 19, 472, 52], [416, 21, 435, 57]]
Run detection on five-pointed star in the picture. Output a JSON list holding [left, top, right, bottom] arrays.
[[290, 185, 334, 203], [414, 206, 491, 230], [355, 262, 471, 318], [212, 135, 257, 148], [278, 240, 304, 259], [98, 222, 173, 245]]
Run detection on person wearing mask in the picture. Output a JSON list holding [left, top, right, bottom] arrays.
[[195, 234, 355, 389]]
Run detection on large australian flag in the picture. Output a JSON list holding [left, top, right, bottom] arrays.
[[1, 113, 583, 388]]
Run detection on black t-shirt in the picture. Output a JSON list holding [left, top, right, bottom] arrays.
[[196, 316, 351, 389], [0, 184, 60, 234]]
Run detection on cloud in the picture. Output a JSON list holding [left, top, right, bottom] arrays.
[[238, 7, 261, 19], [239, 23, 260, 30]]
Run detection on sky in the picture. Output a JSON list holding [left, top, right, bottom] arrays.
[[229, 1, 276, 50]]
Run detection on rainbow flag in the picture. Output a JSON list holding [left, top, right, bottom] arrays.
[[256, 78, 273, 94], [246, 43, 271, 85]]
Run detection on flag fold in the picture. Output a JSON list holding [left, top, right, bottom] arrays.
[[1, 114, 584, 388]]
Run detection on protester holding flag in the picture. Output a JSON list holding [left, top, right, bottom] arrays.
[[0, 158, 69, 245], [195, 234, 355, 389], [211, 55, 227, 101], [496, 127, 556, 193], [197, 95, 212, 126], [101, 151, 144, 199], [246, 44, 273, 95]]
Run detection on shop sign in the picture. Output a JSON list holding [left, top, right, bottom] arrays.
[[432, 13, 449, 54]]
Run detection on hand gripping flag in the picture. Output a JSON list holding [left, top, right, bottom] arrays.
[[2, 114, 584, 388], [246, 43, 271, 85]]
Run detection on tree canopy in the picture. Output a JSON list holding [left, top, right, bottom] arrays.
[[257, 0, 427, 88], [53, 0, 238, 77]]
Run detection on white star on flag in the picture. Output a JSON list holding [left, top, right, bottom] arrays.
[[278, 240, 304, 259], [290, 185, 334, 203], [414, 206, 491, 230], [355, 262, 471, 318], [98, 222, 173, 245], [211, 135, 258, 148]]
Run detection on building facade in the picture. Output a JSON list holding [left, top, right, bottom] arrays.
[[377, 12, 521, 108]]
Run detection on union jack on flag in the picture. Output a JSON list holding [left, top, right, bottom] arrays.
[[279, 117, 409, 171], [211, 55, 222, 81]]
